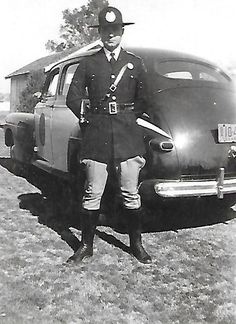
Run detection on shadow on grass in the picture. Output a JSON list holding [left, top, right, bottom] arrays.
[[1, 157, 236, 256], [17, 192, 82, 252], [0, 157, 82, 253]]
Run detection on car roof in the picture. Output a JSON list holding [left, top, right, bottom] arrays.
[[131, 47, 215, 64], [48, 46, 221, 73]]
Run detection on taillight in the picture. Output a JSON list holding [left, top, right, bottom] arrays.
[[160, 141, 174, 151], [149, 139, 174, 152]]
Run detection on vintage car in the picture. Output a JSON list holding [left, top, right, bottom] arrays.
[[3, 46, 236, 220]]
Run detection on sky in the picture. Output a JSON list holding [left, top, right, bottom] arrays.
[[1, 0, 236, 93]]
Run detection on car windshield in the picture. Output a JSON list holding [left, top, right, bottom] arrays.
[[154, 60, 230, 83]]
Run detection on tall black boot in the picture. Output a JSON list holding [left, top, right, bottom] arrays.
[[126, 208, 152, 264], [67, 209, 99, 263]]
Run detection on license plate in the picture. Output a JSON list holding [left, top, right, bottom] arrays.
[[218, 124, 236, 143]]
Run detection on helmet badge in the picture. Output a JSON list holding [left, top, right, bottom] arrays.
[[105, 11, 116, 22]]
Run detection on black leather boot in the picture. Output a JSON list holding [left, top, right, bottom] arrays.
[[126, 208, 152, 264], [67, 209, 99, 263]]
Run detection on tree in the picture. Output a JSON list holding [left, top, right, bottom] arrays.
[[17, 70, 46, 113], [46, 0, 109, 52]]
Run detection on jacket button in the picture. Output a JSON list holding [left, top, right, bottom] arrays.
[[111, 74, 115, 79]]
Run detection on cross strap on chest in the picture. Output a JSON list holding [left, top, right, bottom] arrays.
[[109, 63, 129, 92]]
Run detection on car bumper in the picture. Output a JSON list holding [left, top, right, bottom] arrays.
[[139, 176, 236, 199]]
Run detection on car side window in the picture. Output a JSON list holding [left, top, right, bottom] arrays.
[[43, 68, 60, 97], [164, 71, 192, 79], [199, 72, 218, 82], [155, 61, 229, 83], [60, 63, 79, 96]]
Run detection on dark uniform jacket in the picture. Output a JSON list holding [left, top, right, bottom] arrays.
[[66, 47, 149, 163]]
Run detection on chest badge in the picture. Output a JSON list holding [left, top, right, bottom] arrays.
[[127, 63, 134, 70]]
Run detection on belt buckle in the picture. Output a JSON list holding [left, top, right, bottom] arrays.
[[108, 102, 118, 114]]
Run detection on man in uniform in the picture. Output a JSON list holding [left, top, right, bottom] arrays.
[[66, 6, 152, 264]]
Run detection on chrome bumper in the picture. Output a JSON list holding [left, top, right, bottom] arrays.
[[140, 169, 236, 199]]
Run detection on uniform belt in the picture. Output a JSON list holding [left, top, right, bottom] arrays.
[[90, 102, 134, 115]]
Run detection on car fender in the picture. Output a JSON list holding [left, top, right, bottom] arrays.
[[4, 112, 35, 163]]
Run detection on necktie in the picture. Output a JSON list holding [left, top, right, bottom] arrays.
[[110, 52, 116, 66]]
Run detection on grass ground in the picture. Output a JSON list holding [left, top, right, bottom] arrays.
[[0, 128, 236, 323]]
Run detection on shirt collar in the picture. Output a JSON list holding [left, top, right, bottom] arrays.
[[103, 46, 121, 61]]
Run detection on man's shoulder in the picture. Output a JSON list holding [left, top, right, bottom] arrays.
[[122, 49, 143, 63], [78, 49, 103, 63], [86, 49, 104, 60], [123, 49, 141, 60]]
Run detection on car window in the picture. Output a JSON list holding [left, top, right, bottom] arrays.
[[48, 74, 59, 96], [164, 71, 192, 79], [155, 60, 229, 83], [60, 63, 79, 96], [199, 72, 218, 82], [44, 68, 60, 97]]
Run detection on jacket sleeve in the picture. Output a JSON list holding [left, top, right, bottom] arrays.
[[66, 59, 87, 119], [134, 58, 150, 117]]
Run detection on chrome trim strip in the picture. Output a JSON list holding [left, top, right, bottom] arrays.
[[136, 118, 172, 139]]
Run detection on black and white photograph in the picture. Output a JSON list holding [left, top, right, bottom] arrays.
[[0, 0, 236, 323]]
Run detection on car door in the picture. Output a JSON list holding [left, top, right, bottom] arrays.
[[50, 62, 80, 172], [34, 68, 59, 166]]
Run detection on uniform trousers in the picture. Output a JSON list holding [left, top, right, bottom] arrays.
[[81, 156, 146, 210]]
